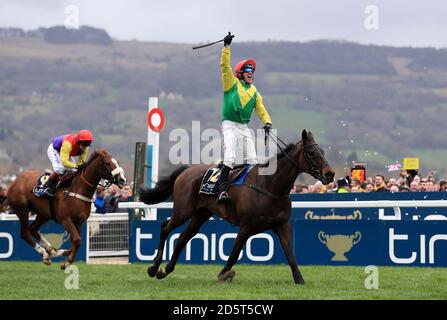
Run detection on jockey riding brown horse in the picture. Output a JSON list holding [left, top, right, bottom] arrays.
[[140, 130, 335, 284], [4, 149, 126, 269]]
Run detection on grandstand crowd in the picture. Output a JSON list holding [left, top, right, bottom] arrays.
[[291, 169, 447, 194]]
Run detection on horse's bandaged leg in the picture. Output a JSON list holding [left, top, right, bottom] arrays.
[[34, 243, 47, 256], [39, 235, 58, 256], [34, 243, 51, 264], [56, 249, 69, 257]]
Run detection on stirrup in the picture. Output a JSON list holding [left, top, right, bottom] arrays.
[[216, 191, 230, 204], [44, 187, 56, 197]]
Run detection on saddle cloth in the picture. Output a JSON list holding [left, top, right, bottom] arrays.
[[199, 164, 255, 195], [33, 172, 51, 196]]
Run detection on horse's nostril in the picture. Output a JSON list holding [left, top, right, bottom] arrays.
[[325, 171, 335, 182]]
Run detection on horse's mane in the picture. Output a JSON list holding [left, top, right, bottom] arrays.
[[276, 143, 296, 160], [259, 143, 297, 168], [86, 149, 111, 165]]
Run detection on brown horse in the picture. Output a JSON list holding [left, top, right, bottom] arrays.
[[5, 149, 126, 269], [140, 130, 335, 284], [0, 184, 7, 212]]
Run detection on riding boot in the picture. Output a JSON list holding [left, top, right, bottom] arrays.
[[216, 165, 231, 205], [44, 172, 60, 197]]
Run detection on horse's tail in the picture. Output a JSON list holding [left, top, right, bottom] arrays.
[[139, 165, 189, 204]]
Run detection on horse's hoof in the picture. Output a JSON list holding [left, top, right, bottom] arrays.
[[60, 263, 69, 270], [296, 278, 305, 285], [42, 258, 52, 266], [147, 265, 158, 278], [156, 269, 167, 280], [218, 270, 236, 282]]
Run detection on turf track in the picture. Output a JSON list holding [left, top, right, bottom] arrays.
[[0, 262, 446, 300]]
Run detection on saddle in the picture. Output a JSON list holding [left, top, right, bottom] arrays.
[[199, 163, 255, 195], [33, 170, 78, 197]]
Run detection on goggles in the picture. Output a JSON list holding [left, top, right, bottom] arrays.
[[242, 67, 254, 74], [79, 141, 92, 147]]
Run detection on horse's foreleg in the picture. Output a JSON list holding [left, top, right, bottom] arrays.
[[29, 215, 56, 257], [60, 218, 81, 270], [147, 220, 170, 277], [157, 211, 211, 280], [17, 212, 51, 265], [218, 226, 252, 282], [148, 216, 186, 278], [274, 222, 304, 284]]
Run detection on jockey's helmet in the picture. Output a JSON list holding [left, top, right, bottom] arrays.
[[234, 59, 256, 79], [77, 129, 94, 146]]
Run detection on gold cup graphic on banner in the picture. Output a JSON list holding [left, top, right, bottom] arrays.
[[318, 231, 361, 261], [42, 232, 70, 249]]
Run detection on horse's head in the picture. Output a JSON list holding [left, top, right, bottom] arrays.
[[88, 149, 127, 188], [296, 130, 335, 185]]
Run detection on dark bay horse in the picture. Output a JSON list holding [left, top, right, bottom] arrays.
[[0, 185, 7, 212], [5, 149, 126, 269], [140, 130, 335, 284]]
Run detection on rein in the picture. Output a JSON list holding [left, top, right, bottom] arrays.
[[81, 170, 95, 188], [65, 168, 95, 203], [242, 181, 290, 199], [66, 153, 121, 203], [268, 131, 328, 180], [268, 131, 302, 169], [240, 131, 328, 199]]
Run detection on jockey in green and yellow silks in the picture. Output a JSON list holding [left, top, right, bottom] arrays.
[[217, 32, 272, 205], [221, 48, 271, 125]]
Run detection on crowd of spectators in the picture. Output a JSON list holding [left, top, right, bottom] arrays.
[[93, 183, 133, 213], [291, 169, 447, 194]]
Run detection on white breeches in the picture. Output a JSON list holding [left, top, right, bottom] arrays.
[[47, 144, 74, 174], [222, 120, 257, 168]]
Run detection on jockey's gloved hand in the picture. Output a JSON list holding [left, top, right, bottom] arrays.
[[224, 32, 233, 46], [263, 123, 272, 135], [77, 162, 86, 172]]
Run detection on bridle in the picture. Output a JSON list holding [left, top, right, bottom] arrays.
[[78, 153, 124, 192], [241, 131, 330, 199], [267, 131, 328, 181]]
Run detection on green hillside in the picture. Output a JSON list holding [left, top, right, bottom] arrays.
[[1, 35, 447, 181]]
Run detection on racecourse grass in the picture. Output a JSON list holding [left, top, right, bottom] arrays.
[[0, 262, 446, 300]]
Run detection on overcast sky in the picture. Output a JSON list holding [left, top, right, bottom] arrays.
[[1, 0, 446, 48]]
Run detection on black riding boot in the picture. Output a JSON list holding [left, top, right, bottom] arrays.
[[44, 172, 59, 197], [216, 165, 231, 204]]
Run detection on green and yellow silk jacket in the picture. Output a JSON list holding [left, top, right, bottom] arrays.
[[220, 47, 271, 125]]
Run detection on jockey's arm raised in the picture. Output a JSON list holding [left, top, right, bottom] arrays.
[[221, 46, 237, 92]]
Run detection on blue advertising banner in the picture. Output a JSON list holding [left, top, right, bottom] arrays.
[[130, 220, 285, 264], [294, 220, 447, 267], [130, 219, 447, 267], [0, 220, 86, 261]]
